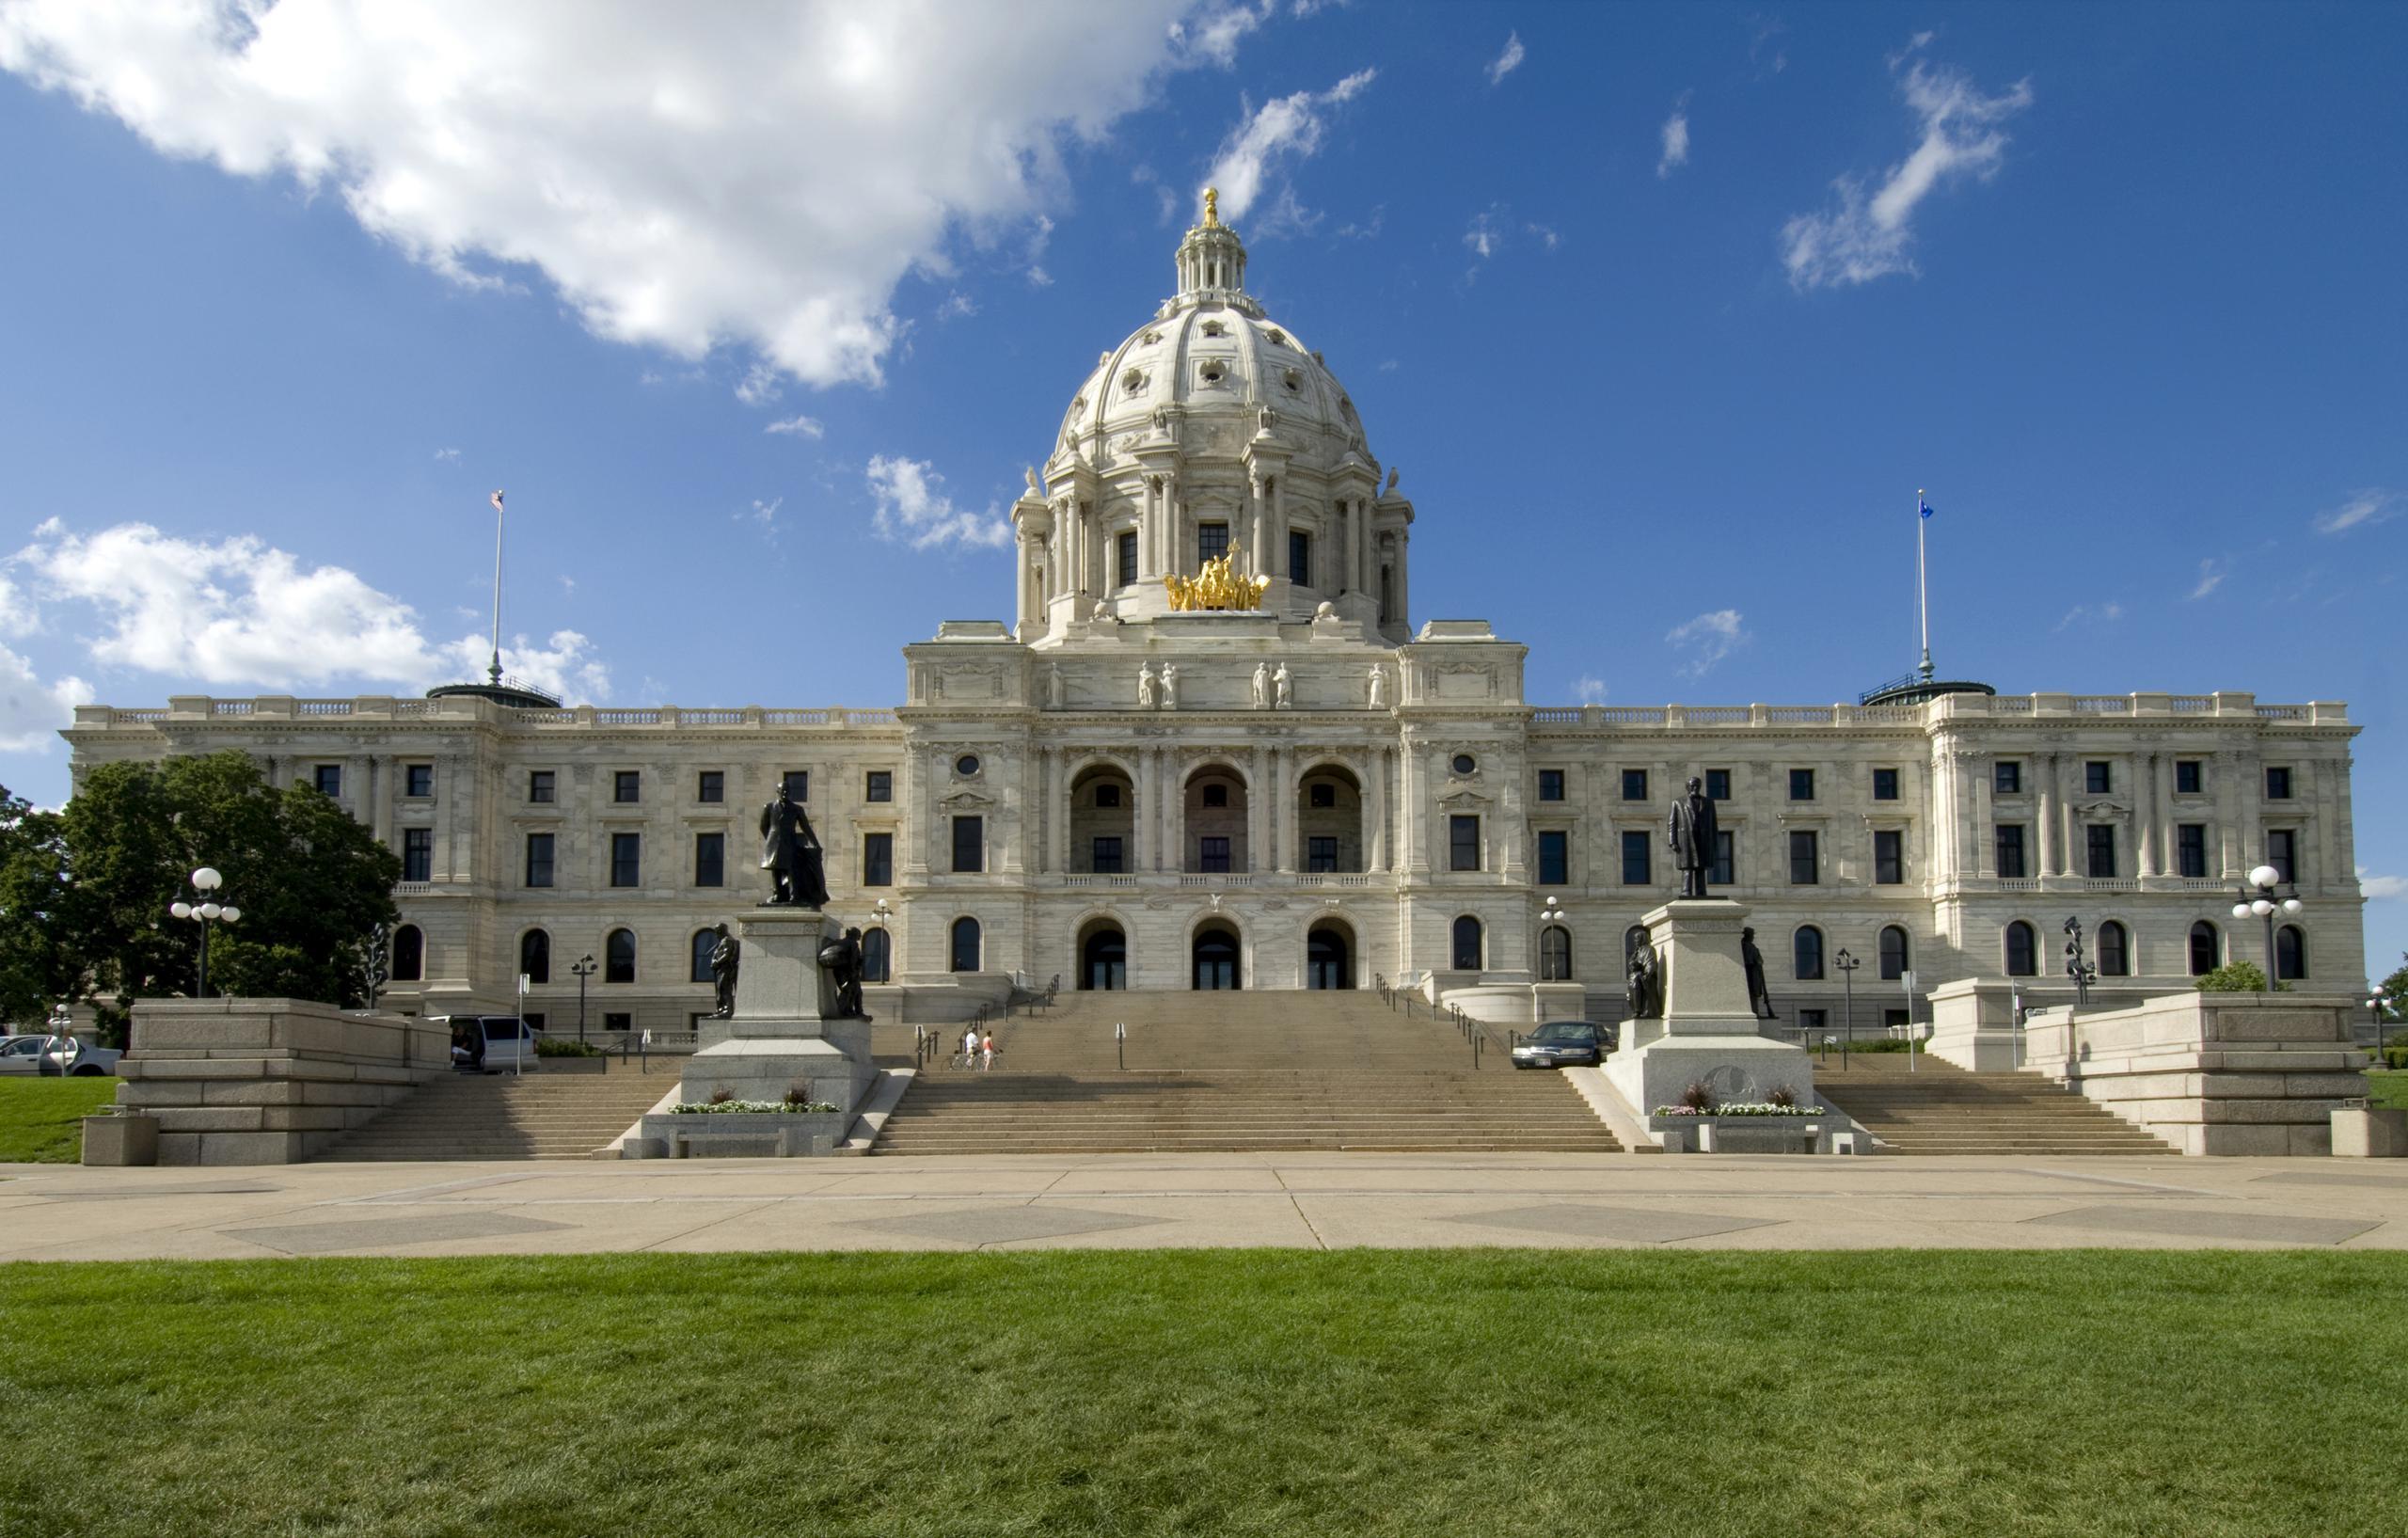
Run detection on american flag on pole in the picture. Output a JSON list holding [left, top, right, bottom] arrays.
[[491, 490, 506, 513]]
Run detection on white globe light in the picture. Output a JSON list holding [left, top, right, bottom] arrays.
[[2281, 897, 2303, 915], [2248, 864, 2280, 890], [198, 902, 223, 920], [220, 906, 241, 923], [2230, 904, 2250, 919], [193, 866, 223, 892], [170, 902, 193, 919], [2250, 898, 2274, 918]]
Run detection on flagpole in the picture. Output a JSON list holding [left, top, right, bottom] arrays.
[[1915, 487, 1932, 683], [488, 490, 506, 687]]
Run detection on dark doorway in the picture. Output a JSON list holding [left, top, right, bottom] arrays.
[[1081, 926, 1127, 991], [1193, 926, 1242, 991], [1307, 925, 1353, 991]]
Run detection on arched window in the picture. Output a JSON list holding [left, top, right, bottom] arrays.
[[518, 928, 550, 986], [1878, 926, 1909, 981], [606, 928, 636, 984], [2097, 921, 2130, 977], [1539, 925, 1572, 982], [1793, 926, 1825, 980], [390, 924, 424, 982], [689, 928, 717, 984], [2276, 925, 2306, 981], [2189, 921, 2219, 976], [950, 917, 981, 973], [1451, 915, 1483, 972], [862, 928, 891, 984], [2004, 921, 2037, 977]]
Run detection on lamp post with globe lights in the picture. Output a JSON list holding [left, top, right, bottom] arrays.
[[2230, 864, 2303, 985], [2371, 986, 2401, 1070], [1833, 946, 1860, 1070], [169, 867, 241, 998]]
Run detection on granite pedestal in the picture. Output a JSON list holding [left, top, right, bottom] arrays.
[[659, 908, 877, 1151], [1604, 899, 1817, 1145]]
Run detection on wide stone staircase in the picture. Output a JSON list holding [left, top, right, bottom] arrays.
[[316, 1063, 672, 1162], [1811, 1054, 2176, 1155], [869, 990, 1619, 1155]]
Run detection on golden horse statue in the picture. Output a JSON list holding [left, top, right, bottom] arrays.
[[1164, 554, 1270, 611]]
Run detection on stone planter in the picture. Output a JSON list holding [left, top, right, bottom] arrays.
[[81, 1112, 159, 1166], [1648, 1113, 1825, 1154], [2332, 1105, 2408, 1158], [630, 1108, 849, 1159]]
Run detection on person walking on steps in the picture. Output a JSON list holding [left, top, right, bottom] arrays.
[[980, 1029, 997, 1072], [961, 1024, 979, 1070]]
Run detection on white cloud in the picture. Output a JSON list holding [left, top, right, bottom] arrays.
[[764, 415, 825, 439], [1780, 49, 2034, 289], [746, 497, 784, 529], [1526, 221, 1560, 250], [1657, 96, 1691, 178], [2358, 867, 2406, 902], [1203, 67, 1375, 222], [8, 519, 610, 700], [935, 293, 977, 322], [734, 362, 784, 408], [2052, 600, 2125, 632], [1665, 610, 1748, 675], [0, 641, 89, 753], [2188, 558, 2226, 600], [0, 1, 1224, 392], [1465, 206, 1506, 261], [1573, 674, 1608, 705], [2315, 488, 2399, 535], [864, 456, 1012, 552], [1485, 32, 1525, 87], [432, 447, 460, 463], [1335, 205, 1385, 240]]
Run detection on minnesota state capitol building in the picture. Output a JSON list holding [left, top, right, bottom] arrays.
[[65, 199, 2368, 1037]]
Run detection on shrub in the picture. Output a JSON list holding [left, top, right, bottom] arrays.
[[1766, 1084, 1796, 1108], [1679, 1082, 1715, 1112], [533, 1038, 601, 1058], [2195, 961, 2275, 993], [708, 1087, 735, 1105]]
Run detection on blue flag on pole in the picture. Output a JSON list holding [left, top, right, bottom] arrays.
[[1919, 499, 1935, 520]]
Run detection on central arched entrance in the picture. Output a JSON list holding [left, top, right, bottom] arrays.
[[1192, 923, 1242, 991], [1307, 922, 1353, 990], [1080, 921, 1127, 991]]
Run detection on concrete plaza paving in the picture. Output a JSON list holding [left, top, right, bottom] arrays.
[[5, 1151, 2407, 1261]]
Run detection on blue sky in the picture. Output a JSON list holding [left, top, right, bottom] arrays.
[[1, 1, 2401, 972]]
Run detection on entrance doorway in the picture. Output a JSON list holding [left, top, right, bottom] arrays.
[[1080, 924, 1127, 991], [1307, 924, 1353, 990], [1192, 925, 1242, 991]]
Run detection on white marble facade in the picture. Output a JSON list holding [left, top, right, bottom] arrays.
[[61, 208, 2370, 1032]]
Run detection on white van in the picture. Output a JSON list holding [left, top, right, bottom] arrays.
[[442, 1015, 542, 1073]]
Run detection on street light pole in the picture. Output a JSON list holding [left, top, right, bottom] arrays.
[[2230, 864, 2304, 985], [571, 953, 598, 1044], [2371, 987, 2400, 1069], [168, 866, 242, 998], [1834, 947, 1859, 1070]]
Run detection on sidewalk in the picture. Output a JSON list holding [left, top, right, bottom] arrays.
[[4, 1152, 2403, 1260]]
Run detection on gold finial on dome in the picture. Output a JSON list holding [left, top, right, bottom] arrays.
[[1202, 186, 1219, 227]]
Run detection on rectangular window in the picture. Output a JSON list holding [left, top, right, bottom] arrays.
[[1710, 830, 1735, 887], [694, 832, 724, 888], [314, 764, 342, 798], [1874, 830, 1904, 885], [2086, 824, 2116, 879], [2266, 829, 2297, 883], [1197, 522, 1228, 565], [1450, 815, 1480, 872], [865, 770, 893, 803], [610, 832, 641, 888], [1289, 530, 1310, 589], [404, 763, 434, 798], [1789, 769, 1815, 801], [1097, 783, 1124, 808], [1704, 769, 1731, 801], [401, 828, 433, 883], [1789, 830, 1819, 885], [1307, 783, 1334, 809], [1621, 830, 1651, 886], [613, 770, 641, 804], [1536, 769, 1565, 802], [1622, 769, 1649, 801], [2085, 760, 2112, 795], [697, 770, 723, 804], [863, 832, 894, 886], [1201, 784, 1228, 809], [1199, 836, 1231, 874], [2178, 823, 2208, 879], [1537, 830, 1569, 886], [1307, 836, 1338, 874], [2265, 766, 2292, 800], [603, 1012, 631, 1034], [1873, 768, 1900, 801], [782, 769, 810, 802], [1117, 531, 1137, 588], [524, 833, 554, 888], [1090, 836, 1123, 874], [1995, 760, 2022, 795], [1799, 1008, 1829, 1035], [952, 816, 983, 874], [2176, 759, 2203, 795], [528, 770, 555, 804], [1995, 825, 2027, 879]]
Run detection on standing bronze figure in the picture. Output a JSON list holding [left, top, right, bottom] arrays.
[[759, 785, 829, 907], [707, 923, 739, 1018], [1666, 774, 1719, 899], [1624, 940, 1662, 1020], [1741, 927, 1776, 1021], [819, 926, 872, 1022]]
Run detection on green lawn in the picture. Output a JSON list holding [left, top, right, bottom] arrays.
[[2370, 1069, 2408, 1111], [0, 1076, 119, 1163], [1, 1251, 2403, 1537]]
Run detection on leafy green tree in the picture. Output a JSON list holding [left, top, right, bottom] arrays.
[[39, 753, 402, 1040], [0, 787, 81, 1027], [2195, 960, 2274, 993], [2379, 953, 2408, 1021]]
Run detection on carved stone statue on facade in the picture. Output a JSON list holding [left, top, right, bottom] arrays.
[[1252, 662, 1270, 709], [818, 926, 872, 1022], [1046, 663, 1065, 708], [707, 922, 739, 1018], [1137, 661, 1157, 709], [759, 785, 830, 907], [1666, 774, 1719, 899], [1273, 662, 1292, 709], [1741, 927, 1776, 1021], [1625, 939, 1662, 1020], [1367, 666, 1387, 708], [1160, 662, 1179, 709]]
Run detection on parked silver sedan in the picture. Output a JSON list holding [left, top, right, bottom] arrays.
[[1510, 1021, 1607, 1070]]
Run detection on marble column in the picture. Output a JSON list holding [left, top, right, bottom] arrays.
[[1250, 477, 1272, 578], [2137, 751, 2159, 876], [1247, 745, 1268, 873], [2037, 753, 2061, 877], [1367, 746, 1388, 873]]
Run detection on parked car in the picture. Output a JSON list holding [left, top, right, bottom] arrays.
[[0, 1032, 122, 1076], [0, 1035, 53, 1075], [441, 1016, 542, 1073], [1511, 1021, 1606, 1070]]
